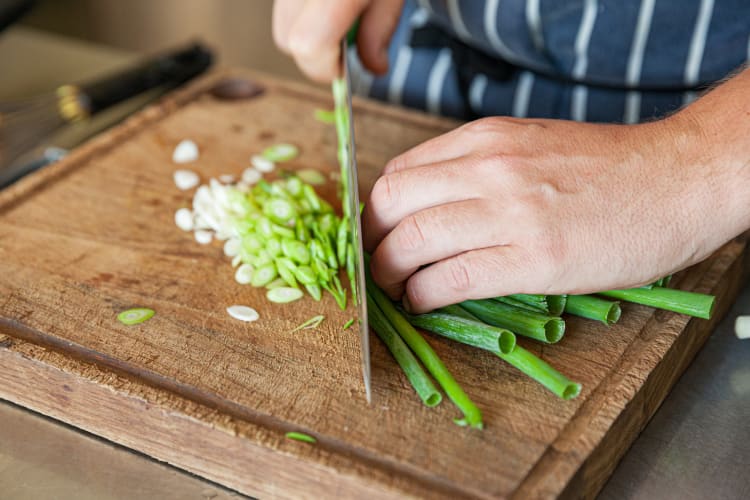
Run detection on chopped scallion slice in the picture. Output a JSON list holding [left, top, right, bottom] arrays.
[[117, 308, 155, 326], [234, 263, 254, 285], [251, 154, 275, 173], [314, 108, 336, 124], [291, 314, 325, 332], [285, 431, 316, 443], [262, 143, 299, 163], [267, 287, 304, 303], [297, 169, 327, 185], [226, 305, 260, 322]]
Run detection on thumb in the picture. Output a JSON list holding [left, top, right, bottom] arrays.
[[357, 0, 404, 75]]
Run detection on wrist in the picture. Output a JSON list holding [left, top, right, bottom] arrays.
[[665, 78, 750, 249]]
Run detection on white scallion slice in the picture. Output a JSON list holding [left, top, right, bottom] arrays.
[[117, 308, 155, 325], [219, 174, 235, 184], [262, 143, 299, 163], [251, 154, 275, 173], [194, 230, 213, 245], [224, 238, 241, 257], [735, 316, 750, 339], [265, 278, 287, 289], [173, 169, 200, 190], [267, 287, 304, 304], [231, 255, 242, 267], [172, 139, 199, 164], [235, 263, 254, 285], [290, 314, 325, 332], [174, 208, 194, 231], [296, 169, 327, 185], [226, 305, 260, 322], [241, 168, 262, 184]]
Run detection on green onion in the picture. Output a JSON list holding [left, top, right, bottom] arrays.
[[599, 287, 715, 319], [117, 308, 154, 326], [437, 304, 480, 321], [267, 287, 304, 304], [336, 216, 348, 266], [366, 266, 483, 429], [265, 277, 287, 289], [275, 257, 298, 288], [280, 239, 310, 265], [262, 143, 299, 162], [264, 198, 296, 223], [291, 314, 325, 332], [497, 346, 581, 400], [405, 310, 516, 355], [498, 294, 568, 316], [293, 265, 317, 285], [285, 431, 316, 443], [343, 318, 355, 330], [367, 295, 442, 407], [494, 296, 545, 313], [564, 295, 621, 325], [461, 299, 565, 344], [314, 108, 336, 124], [297, 169, 327, 185], [250, 263, 278, 287], [305, 283, 323, 301]]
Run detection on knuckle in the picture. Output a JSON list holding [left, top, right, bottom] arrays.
[[382, 156, 405, 175], [445, 254, 473, 293], [369, 174, 396, 211], [395, 213, 428, 252], [462, 116, 501, 136]]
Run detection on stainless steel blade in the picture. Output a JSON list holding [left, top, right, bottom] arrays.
[[341, 40, 371, 403]]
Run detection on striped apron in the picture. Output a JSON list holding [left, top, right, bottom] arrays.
[[349, 0, 750, 123]]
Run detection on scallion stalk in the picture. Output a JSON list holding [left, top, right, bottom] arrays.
[[497, 346, 581, 400], [461, 299, 565, 343], [367, 296, 442, 407], [564, 295, 621, 325], [599, 287, 715, 319], [405, 310, 516, 355], [366, 267, 483, 429]]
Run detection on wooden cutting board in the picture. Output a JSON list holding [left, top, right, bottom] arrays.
[[0, 70, 747, 499]]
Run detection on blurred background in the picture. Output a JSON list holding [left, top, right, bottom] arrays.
[[21, 0, 301, 79], [0, 0, 305, 183]]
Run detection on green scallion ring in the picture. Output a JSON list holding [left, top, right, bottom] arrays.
[[117, 308, 155, 326]]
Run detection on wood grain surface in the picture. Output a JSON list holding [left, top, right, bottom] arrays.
[[0, 69, 746, 499]]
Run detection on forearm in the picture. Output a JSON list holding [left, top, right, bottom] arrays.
[[671, 66, 750, 249]]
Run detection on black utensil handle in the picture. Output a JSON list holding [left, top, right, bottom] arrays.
[[0, 0, 36, 33], [79, 42, 213, 115]]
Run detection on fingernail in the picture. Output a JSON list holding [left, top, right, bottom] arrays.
[[402, 295, 413, 313]]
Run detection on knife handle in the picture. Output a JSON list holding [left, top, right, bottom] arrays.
[[79, 42, 213, 115]]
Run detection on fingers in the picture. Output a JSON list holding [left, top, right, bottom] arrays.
[[357, 0, 404, 75], [383, 120, 496, 175], [369, 199, 514, 299], [273, 0, 307, 54], [286, 0, 368, 82], [362, 159, 481, 251], [403, 246, 546, 313]]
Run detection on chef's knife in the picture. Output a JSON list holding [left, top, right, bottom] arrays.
[[336, 39, 371, 403]]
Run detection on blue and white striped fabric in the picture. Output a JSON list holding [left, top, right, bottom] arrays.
[[349, 0, 750, 123]]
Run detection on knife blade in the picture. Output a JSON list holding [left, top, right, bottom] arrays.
[[339, 39, 371, 403]]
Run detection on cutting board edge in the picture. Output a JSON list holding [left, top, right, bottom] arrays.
[[515, 235, 749, 499], [0, 336, 454, 500]]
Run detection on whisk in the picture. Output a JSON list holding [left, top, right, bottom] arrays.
[[0, 42, 213, 173]]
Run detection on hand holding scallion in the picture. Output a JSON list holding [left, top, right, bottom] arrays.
[[363, 71, 750, 313]]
